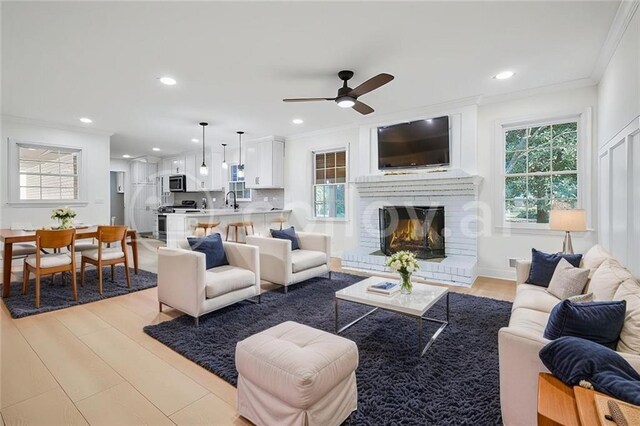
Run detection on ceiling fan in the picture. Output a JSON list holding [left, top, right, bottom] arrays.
[[283, 70, 394, 115]]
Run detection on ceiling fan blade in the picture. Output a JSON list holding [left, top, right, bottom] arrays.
[[352, 100, 374, 115], [348, 73, 394, 97], [283, 97, 335, 102]]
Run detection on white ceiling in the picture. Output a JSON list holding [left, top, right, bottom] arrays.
[[2, 1, 619, 158]]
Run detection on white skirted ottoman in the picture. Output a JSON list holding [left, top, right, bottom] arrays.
[[235, 321, 359, 426]]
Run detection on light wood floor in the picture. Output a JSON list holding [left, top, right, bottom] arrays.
[[0, 239, 515, 425]]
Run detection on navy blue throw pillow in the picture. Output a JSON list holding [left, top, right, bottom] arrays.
[[527, 248, 582, 287], [540, 336, 640, 406], [187, 233, 228, 269], [544, 300, 626, 349], [271, 226, 300, 250]]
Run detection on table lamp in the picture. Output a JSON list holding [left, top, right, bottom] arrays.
[[549, 209, 587, 254]]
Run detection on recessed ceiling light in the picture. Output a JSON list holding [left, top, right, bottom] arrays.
[[192, 138, 199, 143], [152, 147, 161, 152], [122, 154, 131, 158], [292, 118, 304, 124], [494, 70, 515, 80], [79, 117, 92, 123], [159, 76, 177, 85]]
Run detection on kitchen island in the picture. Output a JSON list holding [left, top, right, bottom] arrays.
[[165, 209, 291, 248]]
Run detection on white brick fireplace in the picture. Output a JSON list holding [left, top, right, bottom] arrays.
[[342, 170, 482, 286]]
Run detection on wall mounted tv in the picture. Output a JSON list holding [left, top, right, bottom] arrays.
[[377, 116, 450, 170]]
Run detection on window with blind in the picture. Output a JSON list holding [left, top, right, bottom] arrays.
[[313, 149, 346, 218], [18, 145, 80, 201]]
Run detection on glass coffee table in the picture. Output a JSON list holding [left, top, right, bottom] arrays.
[[335, 276, 449, 356]]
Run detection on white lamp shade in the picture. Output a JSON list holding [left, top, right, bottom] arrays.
[[199, 164, 208, 176], [549, 209, 587, 232]]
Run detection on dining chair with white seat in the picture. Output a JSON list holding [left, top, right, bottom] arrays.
[[22, 229, 78, 308], [80, 225, 130, 294]]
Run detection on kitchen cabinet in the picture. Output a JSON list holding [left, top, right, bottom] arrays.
[[130, 160, 157, 184], [244, 136, 284, 189], [185, 151, 197, 192], [195, 150, 224, 191], [161, 159, 172, 193], [166, 155, 186, 175]]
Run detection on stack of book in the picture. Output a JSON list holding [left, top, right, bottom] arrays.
[[367, 281, 400, 295]]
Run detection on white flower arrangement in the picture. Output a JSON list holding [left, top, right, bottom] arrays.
[[51, 206, 77, 221], [386, 250, 419, 275]]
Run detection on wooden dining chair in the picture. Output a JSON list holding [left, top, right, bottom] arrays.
[[22, 229, 77, 308], [80, 225, 130, 294]]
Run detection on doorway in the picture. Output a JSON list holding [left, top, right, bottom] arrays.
[[110, 171, 125, 225]]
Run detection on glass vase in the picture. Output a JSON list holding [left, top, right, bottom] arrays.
[[399, 271, 413, 294], [58, 217, 72, 229]]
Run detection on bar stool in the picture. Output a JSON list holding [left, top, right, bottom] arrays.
[[226, 221, 255, 243], [194, 221, 221, 237], [270, 216, 288, 230]]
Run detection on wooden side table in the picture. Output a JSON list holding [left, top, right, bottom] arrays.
[[537, 373, 603, 426]]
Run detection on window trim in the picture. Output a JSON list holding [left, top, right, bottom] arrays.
[[494, 109, 593, 231], [6, 138, 88, 206], [311, 146, 349, 221], [228, 163, 251, 202]]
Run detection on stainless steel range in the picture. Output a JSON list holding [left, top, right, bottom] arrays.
[[157, 200, 200, 241]]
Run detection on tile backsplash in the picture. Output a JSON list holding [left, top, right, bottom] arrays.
[[172, 188, 284, 209]]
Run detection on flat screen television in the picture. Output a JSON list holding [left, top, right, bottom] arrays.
[[377, 116, 450, 169]]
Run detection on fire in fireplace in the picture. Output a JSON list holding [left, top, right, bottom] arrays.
[[379, 206, 445, 260]]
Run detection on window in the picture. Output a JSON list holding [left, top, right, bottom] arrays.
[[503, 121, 579, 224], [313, 149, 346, 218], [229, 164, 251, 201], [18, 144, 80, 201]]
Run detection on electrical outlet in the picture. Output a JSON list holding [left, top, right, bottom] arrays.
[[508, 258, 519, 268]]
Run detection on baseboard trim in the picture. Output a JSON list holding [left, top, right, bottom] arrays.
[[477, 267, 515, 281]]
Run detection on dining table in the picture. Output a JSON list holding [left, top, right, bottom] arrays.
[[0, 226, 139, 298]]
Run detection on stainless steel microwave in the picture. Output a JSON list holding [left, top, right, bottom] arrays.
[[169, 175, 186, 192]]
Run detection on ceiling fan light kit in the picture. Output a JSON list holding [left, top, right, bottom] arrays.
[[283, 70, 394, 115]]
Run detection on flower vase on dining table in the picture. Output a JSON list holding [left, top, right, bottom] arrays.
[[51, 207, 76, 230]]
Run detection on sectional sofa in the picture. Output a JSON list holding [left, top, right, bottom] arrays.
[[498, 245, 640, 425]]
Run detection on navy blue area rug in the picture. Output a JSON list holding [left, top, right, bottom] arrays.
[[144, 273, 511, 425], [1, 266, 157, 318]]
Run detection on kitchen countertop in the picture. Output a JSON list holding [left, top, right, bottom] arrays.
[[164, 209, 291, 217]]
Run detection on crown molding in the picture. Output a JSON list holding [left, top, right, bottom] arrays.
[[1, 114, 115, 137], [591, 0, 639, 81], [479, 77, 596, 106]]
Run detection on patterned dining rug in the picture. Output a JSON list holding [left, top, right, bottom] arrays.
[[144, 272, 511, 425], [1, 266, 157, 318]]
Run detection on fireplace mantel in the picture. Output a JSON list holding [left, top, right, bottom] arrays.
[[353, 170, 482, 198]]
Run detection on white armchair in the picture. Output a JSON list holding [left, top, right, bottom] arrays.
[[246, 232, 331, 293], [157, 241, 260, 326]]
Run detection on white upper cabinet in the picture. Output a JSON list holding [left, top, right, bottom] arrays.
[[244, 136, 284, 189], [185, 151, 197, 192]]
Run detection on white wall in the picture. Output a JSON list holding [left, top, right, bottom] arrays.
[[597, 7, 640, 276], [598, 11, 640, 147], [1, 117, 112, 228], [477, 86, 599, 279], [284, 127, 360, 257]]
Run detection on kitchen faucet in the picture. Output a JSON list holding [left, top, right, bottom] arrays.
[[225, 191, 239, 211]]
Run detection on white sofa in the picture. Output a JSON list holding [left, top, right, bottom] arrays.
[[498, 246, 640, 425], [157, 240, 260, 326], [245, 232, 331, 293]]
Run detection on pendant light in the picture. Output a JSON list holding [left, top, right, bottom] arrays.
[[237, 131, 245, 178], [221, 143, 228, 169], [199, 122, 209, 176]]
